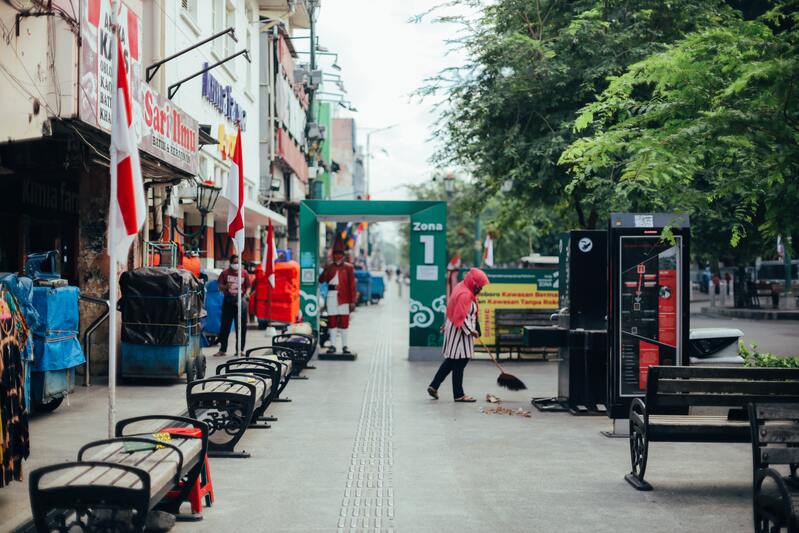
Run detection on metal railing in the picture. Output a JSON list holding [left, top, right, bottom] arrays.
[[79, 294, 110, 387]]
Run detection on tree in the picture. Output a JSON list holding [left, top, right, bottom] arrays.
[[417, 0, 732, 230], [560, 6, 799, 260]]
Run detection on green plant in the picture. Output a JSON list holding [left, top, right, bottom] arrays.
[[740, 341, 799, 368]]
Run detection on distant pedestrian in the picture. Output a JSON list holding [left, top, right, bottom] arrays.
[[724, 272, 732, 295], [215, 254, 251, 357], [712, 273, 721, 295], [396, 267, 403, 296], [427, 268, 490, 402]]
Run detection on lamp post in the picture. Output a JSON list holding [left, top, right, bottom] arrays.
[[171, 178, 222, 252]]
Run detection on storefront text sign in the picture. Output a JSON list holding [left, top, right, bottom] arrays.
[[201, 64, 247, 130], [140, 86, 198, 174], [79, 0, 199, 174]]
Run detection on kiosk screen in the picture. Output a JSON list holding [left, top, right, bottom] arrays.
[[618, 236, 682, 396]]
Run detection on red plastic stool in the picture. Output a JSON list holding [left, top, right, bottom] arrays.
[[163, 427, 215, 516]]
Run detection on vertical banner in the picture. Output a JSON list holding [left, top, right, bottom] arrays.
[[80, 0, 141, 132], [409, 204, 448, 354]]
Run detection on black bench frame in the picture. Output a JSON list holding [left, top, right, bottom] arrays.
[[626, 366, 799, 491], [749, 402, 799, 533], [186, 377, 258, 459], [272, 333, 317, 376], [494, 308, 558, 360]]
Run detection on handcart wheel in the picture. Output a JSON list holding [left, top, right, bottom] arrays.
[[195, 354, 207, 379], [34, 396, 64, 414]]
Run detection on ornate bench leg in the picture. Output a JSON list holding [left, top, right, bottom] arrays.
[[187, 379, 256, 459], [625, 400, 652, 491]]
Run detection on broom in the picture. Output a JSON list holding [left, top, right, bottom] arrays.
[[477, 338, 527, 391]]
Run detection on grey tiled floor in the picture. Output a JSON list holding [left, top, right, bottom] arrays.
[[1, 288, 756, 532]]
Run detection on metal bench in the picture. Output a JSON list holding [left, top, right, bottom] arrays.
[[29, 415, 208, 532], [185, 376, 265, 459], [219, 359, 283, 414], [242, 347, 297, 399], [271, 333, 317, 376], [495, 308, 558, 360], [750, 402, 799, 533], [626, 366, 799, 491]]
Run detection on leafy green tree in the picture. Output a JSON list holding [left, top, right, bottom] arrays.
[[560, 7, 799, 258], [417, 0, 731, 229]]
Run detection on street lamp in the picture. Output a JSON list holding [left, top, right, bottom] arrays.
[[171, 178, 222, 251], [443, 172, 455, 196]]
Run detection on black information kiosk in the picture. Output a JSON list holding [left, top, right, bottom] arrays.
[[533, 230, 608, 414], [606, 213, 690, 426]]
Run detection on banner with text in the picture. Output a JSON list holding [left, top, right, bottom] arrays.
[[460, 269, 559, 345], [79, 0, 198, 175]]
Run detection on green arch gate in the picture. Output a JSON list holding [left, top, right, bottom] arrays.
[[299, 200, 447, 360]]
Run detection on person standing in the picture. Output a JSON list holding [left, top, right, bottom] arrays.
[[319, 242, 357, 354], [214, 254, 251, 357], [428, 268, 490, 402]]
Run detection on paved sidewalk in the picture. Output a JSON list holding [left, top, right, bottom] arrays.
[[2, 289, 758, 532]]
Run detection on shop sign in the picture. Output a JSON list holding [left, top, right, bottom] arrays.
[[201, 64, 247, 130], [140, 86, 198, 174], [79, 0, 141, 132], [79, 0, 199, 175], [20, 179, 80, 216]]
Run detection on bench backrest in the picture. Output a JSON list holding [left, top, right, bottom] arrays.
[[495, 308, 554, 328], [749, 402, 799, 470], [646, 366, 799, 411]]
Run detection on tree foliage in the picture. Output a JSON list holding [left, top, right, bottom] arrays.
[[417, 0, 731, 229], [560, 6, 799, 258], [419, 0, 796, 264]]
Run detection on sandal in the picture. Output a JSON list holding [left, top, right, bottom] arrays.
[[454, 396, 476, 403], [427, 386, 439, 400]]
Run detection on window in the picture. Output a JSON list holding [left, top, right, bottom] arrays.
[[181, 0, 198, 23], [225, 3, 235, 58], [212, 0, 224, 56], [245, 6, 253, 92]]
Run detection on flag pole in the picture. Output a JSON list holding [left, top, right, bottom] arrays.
[[107, 0, 120, 439], [237, 248, 242, 357]]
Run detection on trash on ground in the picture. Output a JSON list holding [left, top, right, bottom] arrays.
[[480, 405, 532, 418]]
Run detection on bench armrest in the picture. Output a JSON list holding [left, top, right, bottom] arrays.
[[77, 437, 184, 487], [116, 414, 209, 441], [629, 398, 648, 429]]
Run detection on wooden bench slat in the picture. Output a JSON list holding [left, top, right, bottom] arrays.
[[760, 426, 799, 444], [759, 447, 799, 464], [649, 415, 748, 426], [658, 379, 799, 395], [656, 394, 799, 407], [654, 366, 799, 380], [756, 403, 799, 419]]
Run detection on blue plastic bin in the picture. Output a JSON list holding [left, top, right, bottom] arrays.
[[355, 270, 372, 304]]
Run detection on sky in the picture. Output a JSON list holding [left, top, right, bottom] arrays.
[[294, 0, 468, 200]]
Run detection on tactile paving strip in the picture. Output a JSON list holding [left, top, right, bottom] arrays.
[[337, 329, 394, 532]]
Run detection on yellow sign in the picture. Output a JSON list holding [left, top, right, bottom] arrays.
[[476, 283, 558, 345], [217, 124, 238, 160]]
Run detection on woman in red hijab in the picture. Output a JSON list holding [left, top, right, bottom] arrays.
[[428, 268, 490, 402]]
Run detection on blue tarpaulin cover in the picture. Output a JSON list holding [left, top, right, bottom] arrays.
[[370, 274, 385, 299], [355, 270, 372, 303], [202, 280, 227, 337], [0, 273, 39, 361], [32, 286, 85, 372]]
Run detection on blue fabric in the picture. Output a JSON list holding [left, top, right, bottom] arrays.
[[0, 273, 39, 361], [201, 280, 232, 336], [371, 275, 385, 298], [31, 286, 85, 372]]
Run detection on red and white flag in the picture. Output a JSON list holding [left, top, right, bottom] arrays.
[[261, 219, 276, 288], [226, 126, 245, 254], [109, 34, 145, 263], [483, 233, 494, 267]]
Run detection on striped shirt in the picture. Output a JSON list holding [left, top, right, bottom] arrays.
[[441, 302, 478, 359]]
